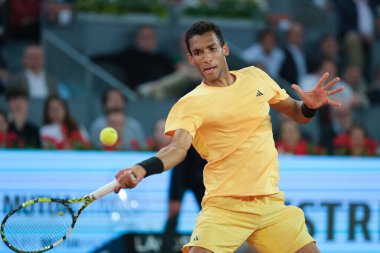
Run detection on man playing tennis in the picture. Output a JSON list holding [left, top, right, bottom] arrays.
[[115, 21, 344, 253]]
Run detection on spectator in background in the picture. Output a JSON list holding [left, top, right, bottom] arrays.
[[342, 64, 369, 108], [367, 64, 380, 105], [318, 34, 343, 71], [5, 89, 40, 148], [275, 118, 325, 155], [241, 28, 284, 78], [333, 125, 377, 156], [300, 59, 355, 103], [90, 88, 145, 149], [0, 110, 8, 147], [92, 25, 175, 91], [319, 104, 354, 153], [5, 0, 41, 42], [137, 34, 203, 99], [8, 45, 58, 99], [0, 50, 10, 94], [279, 22, 308, 85], [146, 118, 171, 151], [333, 0, 378, 80], [102, 108, 143, 151], [40, 95, 90, 149], [299, 58, 329, 92]]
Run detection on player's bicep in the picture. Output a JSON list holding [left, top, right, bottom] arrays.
[[171, 129, 193, 151]]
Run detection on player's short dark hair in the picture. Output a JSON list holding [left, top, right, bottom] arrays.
[[5, 89, 29, 101], [185, 21, 225, 54]]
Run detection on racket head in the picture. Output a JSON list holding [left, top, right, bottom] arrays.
[[1, 197, 75, 253]]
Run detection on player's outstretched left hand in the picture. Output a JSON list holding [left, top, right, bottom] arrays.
[[291, 72, 344, 109]]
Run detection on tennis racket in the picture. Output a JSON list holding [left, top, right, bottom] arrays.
[[1, 174, 135, 253]]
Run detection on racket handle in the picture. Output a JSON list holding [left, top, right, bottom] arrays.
[[90, 173, 137, 199], [90, 180, 119, 199]]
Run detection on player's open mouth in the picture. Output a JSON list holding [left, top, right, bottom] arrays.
[[204, 66, 216, 74]]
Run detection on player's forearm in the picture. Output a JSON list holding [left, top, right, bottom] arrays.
[[155, 144, 188, 171], [129, 129, 192, 180], [131, 143, 189, 179], [288, 101, 312, 124]]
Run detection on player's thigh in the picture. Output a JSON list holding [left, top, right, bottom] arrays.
[[295, 242, 320, 253], [188, 246, 213, 253], [246, 206, 314, 253], [182, 197, 254, 253]]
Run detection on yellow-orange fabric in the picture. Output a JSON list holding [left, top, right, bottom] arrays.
[[165, 66, 289, 201]]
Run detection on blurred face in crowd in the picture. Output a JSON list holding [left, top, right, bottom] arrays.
[[280, 120, 301, 146], [260, 32, 276, 54], [136, 26, 157, 53], [48, 98, 66, 124], [343, 66, 362, 87], [287, 23, 304, 47], [23, 45, 44, 73], [107, 110, 125, 134], [8, 96, 29, 124], [320, 36, 339, 60], [0, 112, 8, 132], [332, 105, 353, 132], [188, 31, 230, 85], [319, 60, 337, 81], [105, 90, 125, 111], [350, 126, 365, 148]]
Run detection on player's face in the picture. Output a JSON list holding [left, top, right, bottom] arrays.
[[187, 32, 229, 84]]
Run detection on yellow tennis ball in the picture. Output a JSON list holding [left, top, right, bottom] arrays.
[[100, 127, 118, 146], [58, 211, 64, 216]]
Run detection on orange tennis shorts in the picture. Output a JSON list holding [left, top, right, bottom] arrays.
[[182, 192, 315, 253]]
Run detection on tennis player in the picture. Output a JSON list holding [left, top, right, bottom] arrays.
[[115, 21, 344, 253]]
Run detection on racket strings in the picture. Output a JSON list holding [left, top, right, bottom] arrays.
[[3, 202, 73, 252]]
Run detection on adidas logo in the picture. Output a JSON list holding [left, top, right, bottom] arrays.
[[193, 235, 199, 241], [256, 90, 263, 96]]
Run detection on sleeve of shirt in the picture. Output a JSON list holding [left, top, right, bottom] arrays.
[[165, 97, 203, 138], [255, 67, 289, 104]]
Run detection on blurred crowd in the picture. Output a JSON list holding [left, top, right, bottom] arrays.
[[0, 0, 379, 156]]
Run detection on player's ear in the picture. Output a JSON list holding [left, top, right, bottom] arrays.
[[187, 53, 195, 66], [223, 43, 230, 56]]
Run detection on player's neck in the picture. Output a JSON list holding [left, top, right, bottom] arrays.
[[204, 72, 236, 87]]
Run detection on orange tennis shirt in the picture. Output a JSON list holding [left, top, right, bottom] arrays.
[[165, 66, 289, 201]]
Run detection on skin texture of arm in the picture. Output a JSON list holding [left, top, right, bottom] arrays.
[[271, 97, 311, 124], [114, 129, 193, 191]]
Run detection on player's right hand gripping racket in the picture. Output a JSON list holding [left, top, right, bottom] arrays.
[[1, 177, 130, 253]]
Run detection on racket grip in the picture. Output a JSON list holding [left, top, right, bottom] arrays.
[[90, 180, 120, 199], [90, 173, 137, 199]]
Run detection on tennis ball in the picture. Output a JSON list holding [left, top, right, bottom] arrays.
[[100, 127, 118, 146], [58, 211, 64, 216]]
